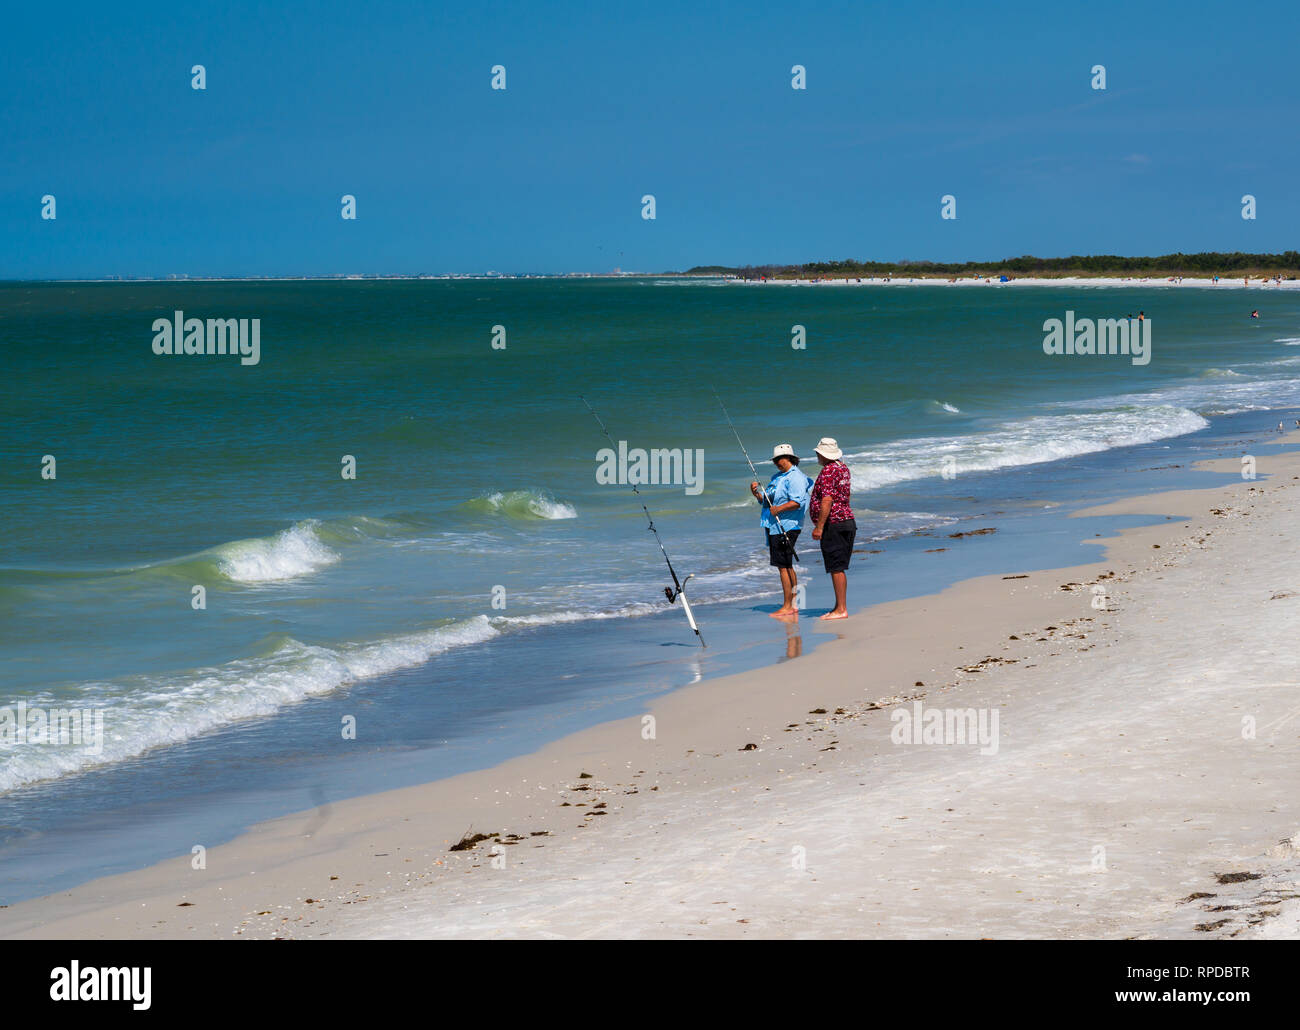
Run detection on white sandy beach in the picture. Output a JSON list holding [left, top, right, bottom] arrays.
[[3, 434, 1298, 940]]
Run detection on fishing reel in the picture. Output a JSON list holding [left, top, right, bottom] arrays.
[[664, 573, 695, 606]]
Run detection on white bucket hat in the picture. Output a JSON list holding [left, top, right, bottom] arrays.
[[772, 443, 797, 461], [814, 437, 843, 460]]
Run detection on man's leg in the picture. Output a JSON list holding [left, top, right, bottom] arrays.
[[772, 565, 798, 617], [821, 570, 848, 619]]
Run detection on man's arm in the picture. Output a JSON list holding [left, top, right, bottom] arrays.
[[812, 495, 832, 538], [817, 494, 832, 527], [754, 478, 797, 516]]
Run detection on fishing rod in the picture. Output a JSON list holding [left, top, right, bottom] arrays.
[[711, 387, 800, 564], [580, 396, 705, 648]]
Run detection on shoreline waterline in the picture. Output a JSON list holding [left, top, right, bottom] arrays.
[[2, 424, 1298, 935]]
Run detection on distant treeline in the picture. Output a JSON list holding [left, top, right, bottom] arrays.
[[685, 252, 1300, 279]]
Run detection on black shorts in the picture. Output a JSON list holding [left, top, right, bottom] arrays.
[[766, 528, 801, 569], [820, 519, 856, 573]]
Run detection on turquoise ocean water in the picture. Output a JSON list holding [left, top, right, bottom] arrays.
[[3, 277, 1300, 901]]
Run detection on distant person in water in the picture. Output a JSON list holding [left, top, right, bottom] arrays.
[[809, 437, 856, 620], [750, 444, 811, 618], [1251, 310, 1260, 319]]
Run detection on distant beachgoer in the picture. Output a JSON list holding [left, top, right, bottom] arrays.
[[1251, 310, 1260, 319], [1138, 310, 1145, 322], [750, 444, 812, 619], [808, 437, 856, 621]]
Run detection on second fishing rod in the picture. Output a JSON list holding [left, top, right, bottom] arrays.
[[711, 387, 802, 566]]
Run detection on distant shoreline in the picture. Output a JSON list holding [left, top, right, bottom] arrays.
[[0, 273, 668, 284], [731, 274, 1300, 289], [8, 249, 1300, 285], [689, 251, 1300, 281], [6, 272, 1296, 286]]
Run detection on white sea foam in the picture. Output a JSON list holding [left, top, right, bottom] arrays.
[[0, 616, 500, 793], [476, 490, 578, 520], [1066, 375, 1300, 417], [855, 510, 960, 541], [527, 497, 578, 519], [1199, 368, 1243, 378], [844, 405, 1210, 490], [216, 521, 340, 583], [495, 603, 661, 627]]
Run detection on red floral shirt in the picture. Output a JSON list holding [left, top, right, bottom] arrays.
[[810, 461, 854, 524]]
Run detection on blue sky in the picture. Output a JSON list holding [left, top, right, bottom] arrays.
[[4, 0, 1296, 277]]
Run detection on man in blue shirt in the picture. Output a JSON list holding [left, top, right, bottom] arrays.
[[749, 443, 812, 618]]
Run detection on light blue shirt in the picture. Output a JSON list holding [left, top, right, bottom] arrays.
[[759, 466, 812, 533]]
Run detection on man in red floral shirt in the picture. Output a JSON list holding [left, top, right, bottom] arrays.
[[808, 437, 856, 620]]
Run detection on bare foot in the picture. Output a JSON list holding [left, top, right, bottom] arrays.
[[819, 609, 848, 621], [769, 607, 797, 619]]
